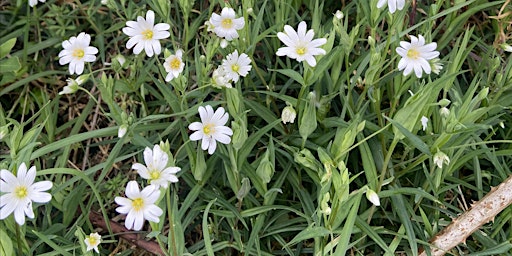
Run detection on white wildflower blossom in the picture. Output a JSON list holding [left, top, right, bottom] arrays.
[[276, 21, 327, 67], [58, 32, 98, 75], [189, 105, 233, 154], [209, 7, 245, 41], [132, 145, 180, 189], [396, 35, 440, 78], [115, 181, 163, 231], [0, 163, 52, 225], [221, 50, 252, 82], [122, 10, 170, 57], [84, 232, 101, 253]]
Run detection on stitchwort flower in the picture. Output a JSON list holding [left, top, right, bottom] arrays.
[[212, 67, 232, 88], [58, 32, 98, 75], [132, 144, 181, 189], [276, 21, 327, 67], [123, 10, 170, 57], [0, 163, 52, 225], [84, 232, 101, 253], [189, 105, 233, 154], [115, 181, 163, 231], [377, 0, 406, 14], [163, 49, 185, 82], [209, 7, 245, 41], [29, 0, 45, 7], [221, 50, 252, 83], [396, 35, 440, 78]]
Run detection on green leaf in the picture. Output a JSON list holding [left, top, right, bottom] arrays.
[[383, 115, 431, 156], [271, 69, 305, 86], [0, 38, 16, 59], [0, 228, 14, 256], [0, 57, 21, 73]]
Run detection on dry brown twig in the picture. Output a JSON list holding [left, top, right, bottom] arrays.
[[419, 175, 512, 256]]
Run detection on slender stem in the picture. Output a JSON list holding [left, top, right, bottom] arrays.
[[15, 223, 23, 256], [167, 187, 178, 256]]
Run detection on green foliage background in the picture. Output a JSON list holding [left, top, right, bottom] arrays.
[[0, 0, 511, 255]]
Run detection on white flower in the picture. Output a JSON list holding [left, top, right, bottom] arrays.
[[209, 7, 245, 41], [132, 145, 180, 189], [366, 189, 380, 206], [29, 0, 46, 7], [377, 0, 406, 14], [420, 116, 428, 131], [221, 50, 252, 83], [282, 104, 296, 124], [58, 32, 98, 75], [101, 0, 108, 4], [189, 105, 233, 154], [163, 49, 185, 82], [123, 10, 170, 57], [84, 232, 101, 253], [396, 35, 440, 78], [0, 163, 52, 225], [433, 151, 450, 169], [276, 21, 327, 67], [115, 181, 163, 231], [212, 67, 232, 88]]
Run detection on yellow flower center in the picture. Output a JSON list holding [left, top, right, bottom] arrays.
[[87, 236, 98, 245], [143, 29, 154, 40], [203, 124, 214, 135], [407, 48, 420, 59], [221, 18, 233, 29], [132, 198, 144, 211], [170, 58, 181, 69], [14, 186, 28, 199], [73, 49, 85, 58], [149, 170, 161, 180], [296, 47, 306, 55], [231, 64, 240, 72]]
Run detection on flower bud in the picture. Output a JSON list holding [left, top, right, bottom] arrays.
[[366, 189, 380, 206], [430, 58, 443, 75], [439, 107, 450, 118], [334, 10, 344, 20], [299, 92, 318, 142], [420, 116, 428, 131], [256, 150, 274, 184], [118, 124, 128, 138], [246, 8, 254, 15], [236, 178, 251, 201], [220, 39, 228, 49], [501, 43, 512, 52], [438, 99, 451, 107]]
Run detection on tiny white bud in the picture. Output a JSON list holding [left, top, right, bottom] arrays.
[[115, 54, 126, 66], [501, 44, 512, 52], [246, 7, 253, 14], [118, 124, 128, 138], [420, 116, 428, 131], [220, 39, 228, 49], [366, 189, 380, 206], [335, 10, 344, 20]]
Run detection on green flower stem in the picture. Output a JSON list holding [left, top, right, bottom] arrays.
[[166, 187, 178, 256], [15, 223, 23, 256]]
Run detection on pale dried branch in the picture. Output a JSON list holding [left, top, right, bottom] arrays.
[[419, 175, 512, 256]]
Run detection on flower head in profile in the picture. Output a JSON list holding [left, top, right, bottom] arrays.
[[377, 0, 406, 14], [0, 163, 52, 225], [58, 32, 98, 75], [212, 67, 232, 88], [189, 105, 233, 154], [84, 232, 101, 253], [115, 181, 163, 231], [396, 35, 440, 78], [29, 0, 46, 7], [281, 104, 297, 124], [276, 21, 327, 67], [123, 10, 170, 57], [163, 49, 185, 82], [366, 189, 381, 206], [433, 150, 450, 169], [132, 145, 180, 189], [209, 7, 245, 41], [60, 74, 89, 95], [221, 50, 252, 82]]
